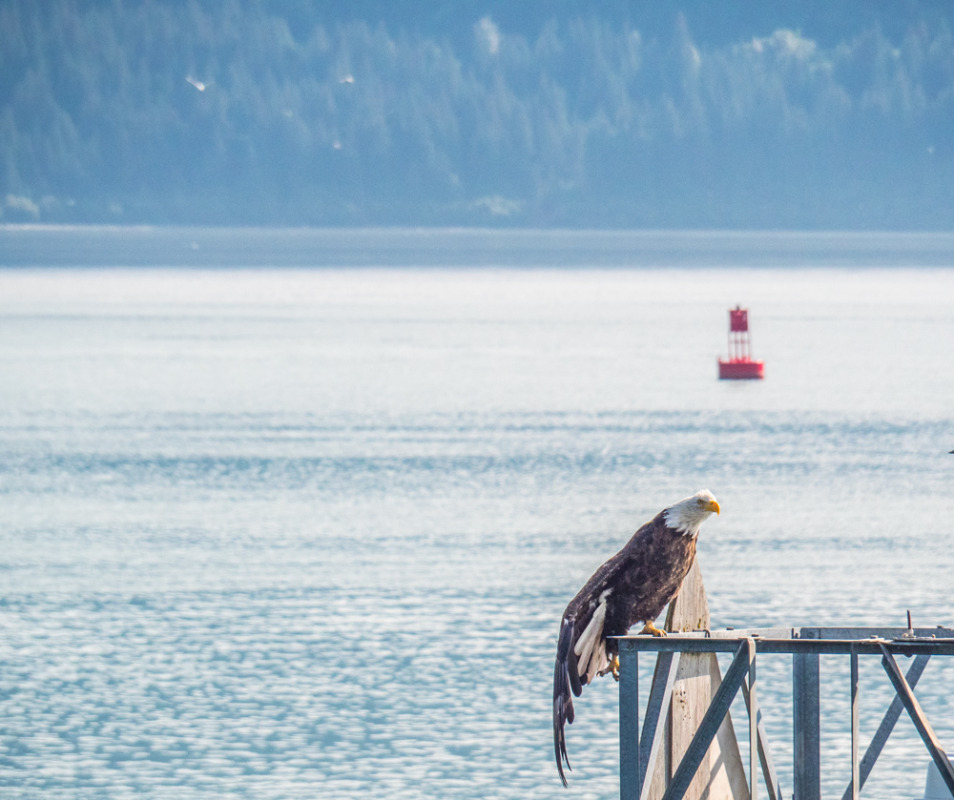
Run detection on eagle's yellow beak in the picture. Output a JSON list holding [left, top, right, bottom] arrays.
[[706, 499, 721, 515]]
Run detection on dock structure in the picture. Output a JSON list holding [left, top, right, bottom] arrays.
[[615, 565, 954, 800]]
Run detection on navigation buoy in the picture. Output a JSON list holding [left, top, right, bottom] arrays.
[[718, 306, 764, 380]]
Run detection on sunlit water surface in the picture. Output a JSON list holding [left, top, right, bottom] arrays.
[[2, 235, 954, 799]]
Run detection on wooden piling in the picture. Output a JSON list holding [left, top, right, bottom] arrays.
[[643, 560, 750, 800]]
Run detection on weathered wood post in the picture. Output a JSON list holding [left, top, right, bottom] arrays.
[[644, 559, 750, 800]]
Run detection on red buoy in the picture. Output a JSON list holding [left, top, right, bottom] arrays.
[[718, 306, 764, 379]]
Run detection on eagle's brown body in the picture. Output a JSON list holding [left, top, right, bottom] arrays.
[[566, 512, 697, 648], [553, 490, 719, 787]]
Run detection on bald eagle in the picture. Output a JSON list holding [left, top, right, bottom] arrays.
[[552, 489, 721, 786]]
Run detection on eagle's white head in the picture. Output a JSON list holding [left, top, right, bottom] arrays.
[[663, 489, 720, 537]]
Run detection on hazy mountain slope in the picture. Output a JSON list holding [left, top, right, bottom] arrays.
[[2, 1, 952, 228]]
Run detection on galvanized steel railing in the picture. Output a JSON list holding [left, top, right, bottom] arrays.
[[615, 626, 954, 800]]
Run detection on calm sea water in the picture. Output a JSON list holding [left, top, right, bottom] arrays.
[[2, 230, 954, 799]]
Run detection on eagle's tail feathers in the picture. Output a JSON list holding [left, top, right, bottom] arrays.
[[554, 616, 576, 786], [568, 650, 583, 697]]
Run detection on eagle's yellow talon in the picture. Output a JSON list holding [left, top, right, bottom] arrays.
[[610, 655, 620, 681], [640, 621, 667, 637]]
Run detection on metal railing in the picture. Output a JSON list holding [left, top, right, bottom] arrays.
[[616, 626, 954, 800]]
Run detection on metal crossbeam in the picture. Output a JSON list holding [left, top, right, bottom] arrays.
[[620, 637, 954, 656]]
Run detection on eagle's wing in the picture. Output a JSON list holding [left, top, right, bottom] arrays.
[[553, 550, 633, 786]]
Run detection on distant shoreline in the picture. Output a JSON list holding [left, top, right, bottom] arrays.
[[2, 226, 954, 269]]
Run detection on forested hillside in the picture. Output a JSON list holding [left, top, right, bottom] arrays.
[[3, 1, 954, 228]]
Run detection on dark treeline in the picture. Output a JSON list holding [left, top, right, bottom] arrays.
[[3, 1, 954, 228]]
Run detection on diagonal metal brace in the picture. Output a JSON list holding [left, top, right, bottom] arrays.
[[839, 652, 930, 800], [880, 644, 954, 795], [660, 638, 756, 800]]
